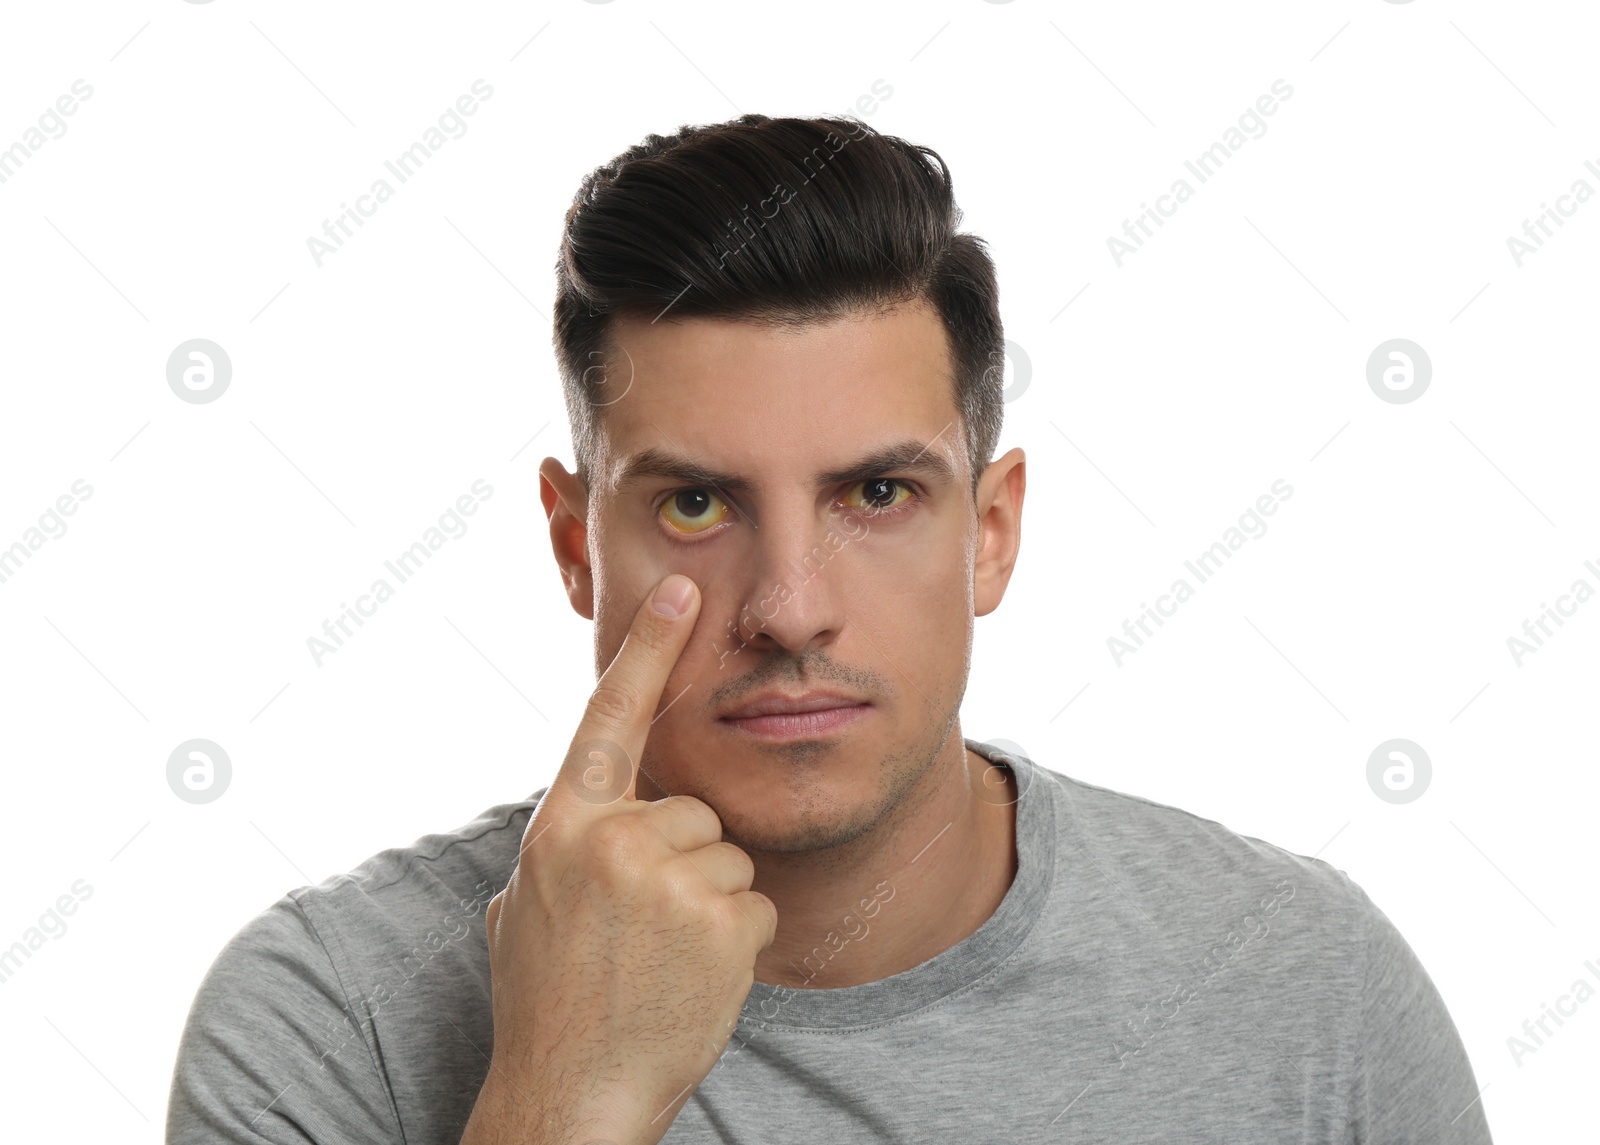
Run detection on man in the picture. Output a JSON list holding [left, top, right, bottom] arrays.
[[167, 114, 1493, 1143]]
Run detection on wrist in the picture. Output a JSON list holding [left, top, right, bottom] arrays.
[[469, 1055, 653, 1145]]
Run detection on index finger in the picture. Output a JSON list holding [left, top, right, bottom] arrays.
[[551, 572, 700, 812]]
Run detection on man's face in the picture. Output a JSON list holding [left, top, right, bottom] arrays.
[[551, 300, 1001, 855]]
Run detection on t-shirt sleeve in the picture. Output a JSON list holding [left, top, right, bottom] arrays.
[[165, 894, 402, 1145], [1347, 884, 1494, 1143]]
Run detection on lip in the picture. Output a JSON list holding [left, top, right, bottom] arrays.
[[718, 704, 871, 741], [719, 691, 867, 719], [716, 691, 872, 741]]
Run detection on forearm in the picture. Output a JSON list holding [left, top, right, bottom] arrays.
[[458, 1063, 654, 1145]]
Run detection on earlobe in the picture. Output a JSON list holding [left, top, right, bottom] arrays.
[[973, 448, 1025, 618], [539, 458, 595, 620]]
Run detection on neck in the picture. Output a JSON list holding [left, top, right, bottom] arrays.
[[745, 731, 1018, 990]]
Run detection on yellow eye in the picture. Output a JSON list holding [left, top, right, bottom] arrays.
[[659, 488, 731, 534], [844, 478, 914, 514]]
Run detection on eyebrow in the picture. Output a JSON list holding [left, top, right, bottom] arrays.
[[611, 438, 959, 495]]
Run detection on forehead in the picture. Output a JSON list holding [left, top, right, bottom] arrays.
[[594, 300, 962, 489]]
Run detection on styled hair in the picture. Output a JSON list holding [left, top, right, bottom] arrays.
[[552, 113, 1004, 499]]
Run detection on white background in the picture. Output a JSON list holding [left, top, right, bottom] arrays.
[[1, 0, 1595, 1139]]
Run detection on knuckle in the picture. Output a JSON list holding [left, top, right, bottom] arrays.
[[631, 606, 678, 649], [715, 842, 755, 884], [564, 738, 633, 805], [745, 892, 778, 938], [697, 882, 739, 927], [585, 681, 643, 730], [522, 806, 574, 855], [710, 893, 758, 942], [520, 805, 556, 846], [663, 866, 708, 914], [582, 814, 648, 872], [662, 792, 718, 829]]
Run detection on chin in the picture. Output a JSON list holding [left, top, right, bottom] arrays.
[[717, 805, 882, 856], [651, 753, 892, 854]]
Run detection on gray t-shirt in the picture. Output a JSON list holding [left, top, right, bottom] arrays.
[[165, 740, 1494, 1143]]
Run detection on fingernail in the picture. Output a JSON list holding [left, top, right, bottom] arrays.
[[653, 574, 694, 617]]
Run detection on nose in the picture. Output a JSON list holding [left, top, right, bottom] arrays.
[[732, 503, 853, 657]]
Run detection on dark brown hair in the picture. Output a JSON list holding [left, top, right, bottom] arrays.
[[552, 113, 1004, 498]]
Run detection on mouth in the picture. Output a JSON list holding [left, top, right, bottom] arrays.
[[716, 693, 873, 742]]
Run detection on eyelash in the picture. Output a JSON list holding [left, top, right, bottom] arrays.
[[653, 479, 922, 544]]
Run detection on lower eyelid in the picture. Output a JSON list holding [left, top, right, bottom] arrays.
[[658, 500, 732, 536], [846, 484, 917, 512]]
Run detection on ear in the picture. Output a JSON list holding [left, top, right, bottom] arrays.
[[539, 457, 594, 620], [972, 447, 1025, 618]]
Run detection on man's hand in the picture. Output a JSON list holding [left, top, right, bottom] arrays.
[[465, 574, 778, 1145]]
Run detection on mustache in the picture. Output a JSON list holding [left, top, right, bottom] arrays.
[[704, 646, 888, 711]]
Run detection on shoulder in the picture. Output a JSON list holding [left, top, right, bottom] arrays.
[[285, 790, 544, 943], [169, 893, 394, 1143], [1027, 760, 1487, 1136], [167, 790, 548, 1144], [194, 788, 543, 991], [1025, 760, 1386, 990], [1035, 762, 1360, 912]]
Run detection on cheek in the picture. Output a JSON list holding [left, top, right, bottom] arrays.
[[835, 541, 969, 665], [842, 526, 967, 609], [591, 554, 671, 674], [602, 510, 738, 596], [592, 537, 746, 689], [593, 513, 684, 611]]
